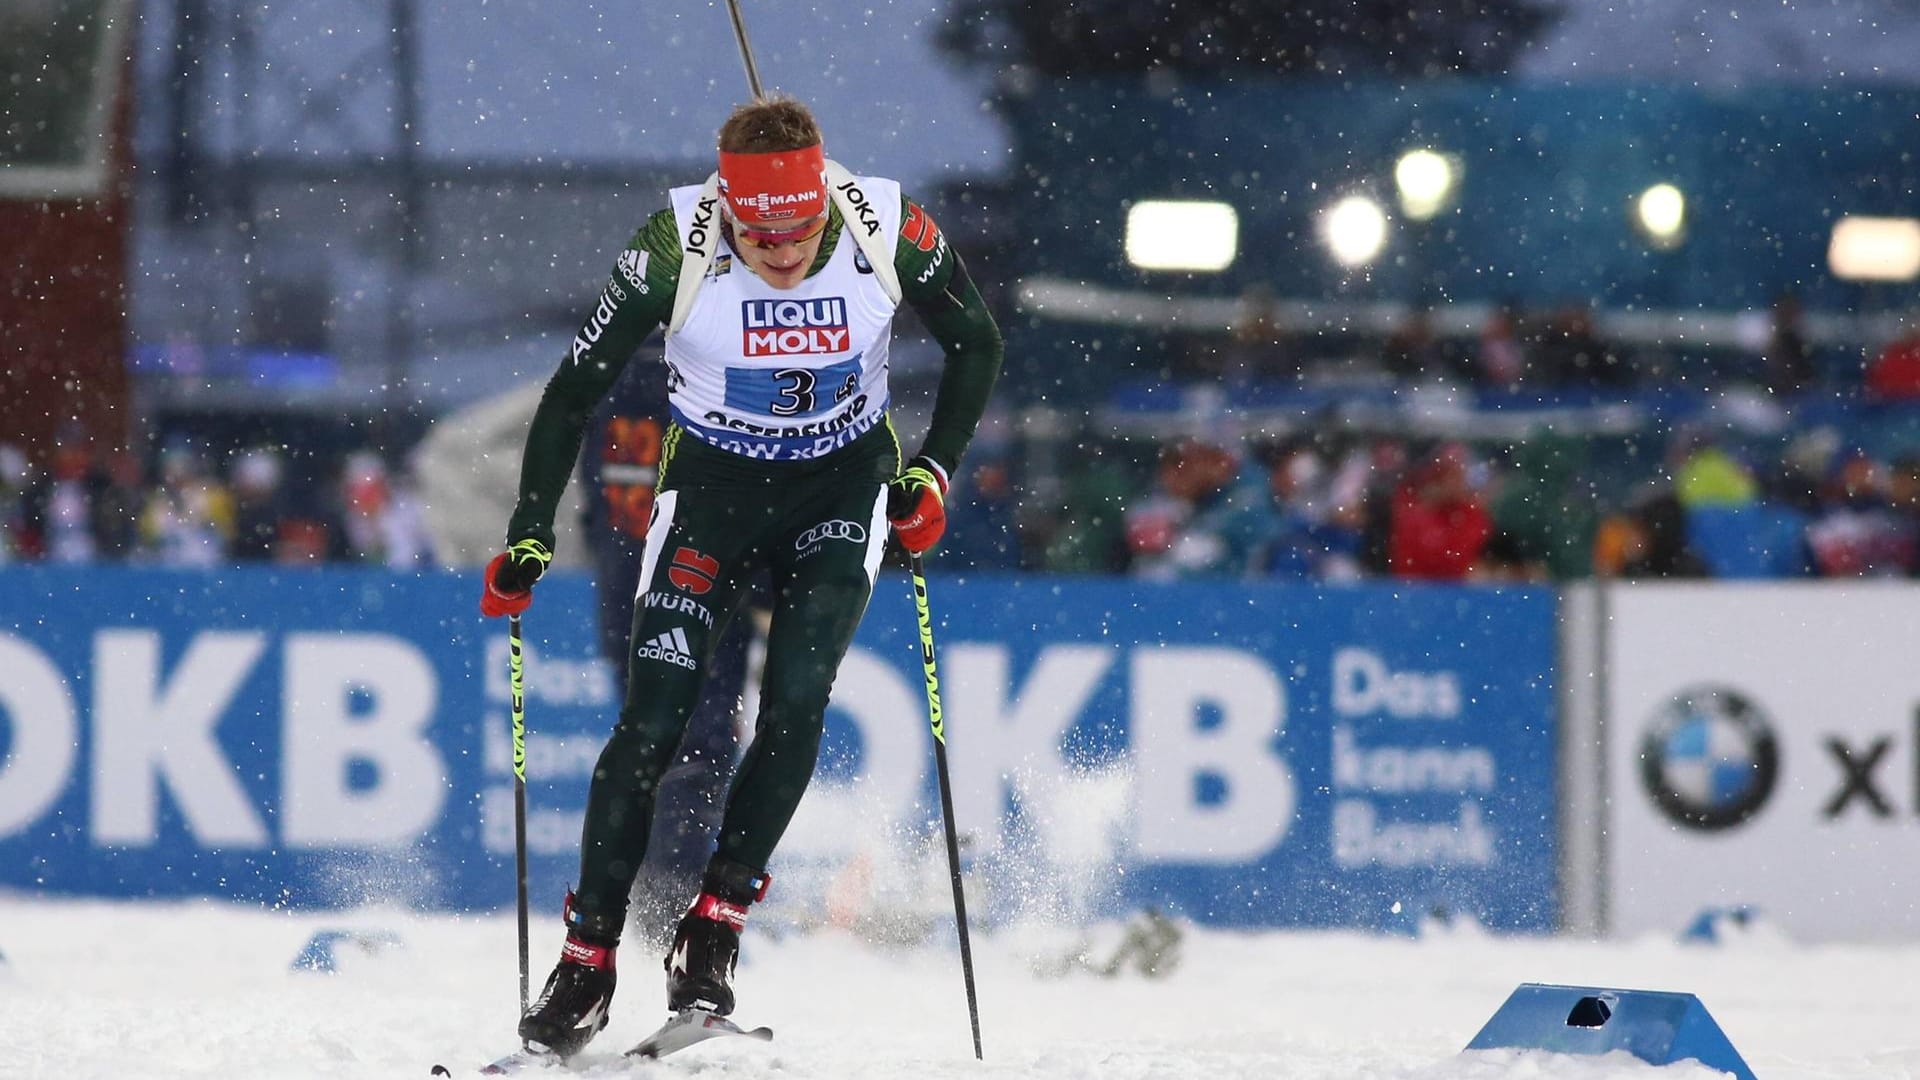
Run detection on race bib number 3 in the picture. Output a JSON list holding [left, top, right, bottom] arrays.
[[724, 357, 863, 419]]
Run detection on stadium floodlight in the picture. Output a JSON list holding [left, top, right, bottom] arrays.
[[1394, 149, 1457, 221], [1320, 194, 1390, 268], [1828, 216, 1920, 282], [1635, 183, 1687, 249], [1125, 200, 1239, 272]]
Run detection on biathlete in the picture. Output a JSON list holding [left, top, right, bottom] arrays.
[[477, 94, 1003, 1057]]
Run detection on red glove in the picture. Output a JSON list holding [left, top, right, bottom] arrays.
[[887, 455, 949, 554], [480, 539, 552, 618]]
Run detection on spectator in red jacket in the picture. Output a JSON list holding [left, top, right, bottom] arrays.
[[1865, 325, 1920, 399], [1389, 442, 1493, 580], [1806, 451, 1913, 576]]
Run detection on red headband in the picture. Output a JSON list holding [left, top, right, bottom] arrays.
[[718, 145, 827, 226]]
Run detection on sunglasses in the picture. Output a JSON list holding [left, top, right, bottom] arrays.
[[734, 214, 828, 250]]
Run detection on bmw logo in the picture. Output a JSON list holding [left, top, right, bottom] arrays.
[[1639, 686, 1780, 832]]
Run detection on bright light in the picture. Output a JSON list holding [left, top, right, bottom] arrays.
[[1829, 216, 1920, 282], [1125, 200, 1239, 272], [1636, 183, 1687, 247], [1394, 149, 1457, 221], [1321, 195, 1389, 268]]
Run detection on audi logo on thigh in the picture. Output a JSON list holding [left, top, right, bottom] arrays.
[[795, 519, 867, 549]]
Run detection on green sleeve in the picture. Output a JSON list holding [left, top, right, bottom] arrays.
[[894, 193, 1004, 477], [506, 209, 682, 549]]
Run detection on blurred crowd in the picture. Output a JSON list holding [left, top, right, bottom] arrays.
[[13, 416, 1919, 583], [1059, 427, 1920, 582], [0, 437, 434, 570], [930, 299, 1920, 581], [11, 298, 1920, 584]]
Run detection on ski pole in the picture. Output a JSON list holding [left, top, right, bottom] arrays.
[[508, 613, 531, 1020], [908, 552, 983, 1060]]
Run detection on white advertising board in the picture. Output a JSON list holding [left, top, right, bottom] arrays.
[[1606, 583, 1920, 941]]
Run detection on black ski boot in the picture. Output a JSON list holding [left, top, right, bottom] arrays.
[[664, 857, 769, 1017], [519, 894, 622, 1057]]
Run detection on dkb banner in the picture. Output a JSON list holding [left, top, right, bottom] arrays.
[[0, 566, 1557, 930]]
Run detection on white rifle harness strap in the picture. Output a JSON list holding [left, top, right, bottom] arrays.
[[822, 159, 902, 304]]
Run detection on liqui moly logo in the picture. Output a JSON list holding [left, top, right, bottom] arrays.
[[742, 298, 850, 356]]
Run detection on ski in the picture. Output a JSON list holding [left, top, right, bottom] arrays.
[[429, 1009, 770, 1076], [623, 1008, 774, 1061], [428, 1045, 560, 1077]]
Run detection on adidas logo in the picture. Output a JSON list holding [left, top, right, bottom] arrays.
[[636, 626, 698, 670], [616, 248, 650, 293]]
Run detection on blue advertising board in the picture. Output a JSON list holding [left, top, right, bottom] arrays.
[[0, 566, 1557, 930]]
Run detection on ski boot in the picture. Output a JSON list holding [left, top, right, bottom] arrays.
[[664, 857, 770, 1017], [518, 894, 622, 1057]]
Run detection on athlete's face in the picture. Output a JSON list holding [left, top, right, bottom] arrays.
[[729, 212, 828, 290]]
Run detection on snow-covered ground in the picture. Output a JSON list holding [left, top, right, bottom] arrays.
[[0, 897, 1911, 1080]]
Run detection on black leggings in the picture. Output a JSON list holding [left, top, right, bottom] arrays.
[[570, 427, 894, 924]]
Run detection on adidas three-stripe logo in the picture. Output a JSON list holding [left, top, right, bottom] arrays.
[[636, 626, 698, 670]]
